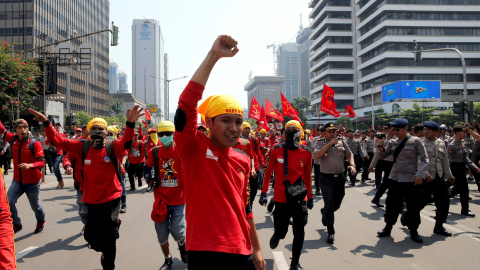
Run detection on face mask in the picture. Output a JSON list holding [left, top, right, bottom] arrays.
[[150, 133, 159, 145], [160, 135, 173, 146], [285, 129, 301, 150], [89, 130, 106, 149], [106, 136, 115, 140]]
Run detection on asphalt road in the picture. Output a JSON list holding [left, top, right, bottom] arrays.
[[6, 171, 480, 270]]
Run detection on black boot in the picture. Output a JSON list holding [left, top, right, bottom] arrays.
[[433, 224, 452, 237], [410, 230, 423, 243], [377, 224, 392, 237], [289, 257, 303, 270]]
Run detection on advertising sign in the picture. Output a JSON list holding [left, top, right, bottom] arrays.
[[140, 23, 151, 40], [381, 81, 441, 102]]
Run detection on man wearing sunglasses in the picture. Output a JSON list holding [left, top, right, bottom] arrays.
[[376, 118, 429, 243], [174, 35, 265, 270]]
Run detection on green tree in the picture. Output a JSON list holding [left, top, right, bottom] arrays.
[[335, 117, 353, 129], [0, 41, 41, 125], [354, 122, 368, 131], [75, 111, 92, 126], [431, 109, 456, 127]]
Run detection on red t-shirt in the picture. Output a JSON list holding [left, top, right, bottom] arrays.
[[259, 137, 270, 165], [1, 130, 44, 184], [262, 143, 313, 203], [176, 81, 253, 255], [127, 141, 145, 164], [44, 123, 134, 204], [63, 151, 84, 190], [249, 136, 263, 171], [269, 136, 278, 146], [146, 144, 184, 206], [0, 172, 16, 269], [146, 138, 159, 154]]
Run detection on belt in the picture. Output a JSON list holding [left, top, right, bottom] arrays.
[[320, 172, 342, 178]]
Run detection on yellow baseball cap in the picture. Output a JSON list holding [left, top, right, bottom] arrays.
[[198, 94, 243, 118], [87, 118, 107, 131], [157, 121, 175, 132]]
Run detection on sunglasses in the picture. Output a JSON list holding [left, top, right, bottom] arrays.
[[392, 128, 403, 132], [158, 131, 174, 137]]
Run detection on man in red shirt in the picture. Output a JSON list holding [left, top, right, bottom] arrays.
[[260, 120, 313, 270], [0, 119, 46, 234], [259, 129, 270, 163], [45, 122, 66, 188], [242, 122, 264, 209], [144, 121, 187, 268], [127, 130, 145, 190], [0, 169, 16, 269], [28, 106, 143, 270], [174, 35, 265, 270]]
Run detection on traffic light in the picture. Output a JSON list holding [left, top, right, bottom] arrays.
[[66, 115, 72, 129], [414, 43, 422, 63], [467, 101, 474, 122], [453, 101, 465, 121], [116, 103, 121, 112], [71, 113, 77, 127], [112, 24, 119, 46]]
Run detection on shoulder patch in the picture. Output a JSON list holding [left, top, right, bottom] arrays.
[[301, 144, 314, 154], [232, 148, 249, 158]]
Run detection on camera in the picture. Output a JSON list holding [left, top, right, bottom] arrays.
[[376, 133, 386, 139]]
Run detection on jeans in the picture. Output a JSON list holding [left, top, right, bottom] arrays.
[[7, 179, 45, 226], [49, 153, 63, 182], [76, 190, 87, 224], [154, 204, 186, 245], [121, 174, 126, 205]]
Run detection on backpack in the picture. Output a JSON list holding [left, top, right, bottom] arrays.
[[81, 140, 122, 184]]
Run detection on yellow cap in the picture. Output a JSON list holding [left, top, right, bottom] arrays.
[[259, 129, 267, 134], [107, 126, 116, 133], [198, 94, 243, 118], [157, 121, 175, 132], [243, 122, 251, 129], [306, 129, 311, 134], [250, 130, 255, 136], [87, 118, 107, 132], [285, 120, 302, 132]]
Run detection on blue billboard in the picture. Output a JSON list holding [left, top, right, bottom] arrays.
[[381, 81, 441, 102]]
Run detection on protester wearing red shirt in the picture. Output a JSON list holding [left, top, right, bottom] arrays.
[[28, 106, 143, 270], [174, 35, 265, 270], [0, 169, 16, 269], [259, 129, 270, 165], [127, 130, 145, 190], [45, 122, 66, 188], [145, 129, 159, 154], [143, 121, 187, 268], [260, 120, 313, 270], [241, 123, 264, 209], [0, 119, 46, 234], [268, 129, 278, 146]]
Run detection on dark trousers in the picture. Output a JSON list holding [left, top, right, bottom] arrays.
[[470, 157, 480, 192], [349, 155, 362, 184], [273, 202, 308, 258], [85, 198, 121, 270], [384, 181, 421, 231], [320, 173, 346, 234], [372, 160, 394, 201], [313, 164, 320, 192], [450, 162, 470, 212], [419, 174, 450, 225], [361, 152, 374, 180], [0, 151, 10, 171], [249, 172, 259, 209], [188, 251, 255, 270], [127, 162, 144, 189]]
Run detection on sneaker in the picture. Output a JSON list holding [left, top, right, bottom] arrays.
[[80, 225, 85, 235], [120, 204, 127, 214], [34, 220, 46, 234], [13, 224, 22, 233], [270, 233, 280, 249], [178, 242, 188, 263], [290, 257, 303, 270], [161, 256, 173, 269]]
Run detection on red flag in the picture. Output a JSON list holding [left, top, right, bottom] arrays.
[[343, 105, 356, 118], [265, 99, 284, 122], [248, 96, 261, 121], [145, 108, 152, 120], [320, 84, 340, 117], [260, 105, 269, 131], [281, 93, 301, 122]]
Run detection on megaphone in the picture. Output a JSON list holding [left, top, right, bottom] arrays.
[[276, 123, 283, 130]]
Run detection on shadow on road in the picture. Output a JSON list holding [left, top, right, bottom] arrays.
[[255, 214, 274, 230], [43, 195, 76, 202], [359, 207, 385, 221], [284, 229, 338, 253], [17, 234, 86, 262]]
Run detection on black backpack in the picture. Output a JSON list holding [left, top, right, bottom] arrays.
[[80, 140, 122, 184]]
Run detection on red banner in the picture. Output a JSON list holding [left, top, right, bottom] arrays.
[[344, 105, 356, 118], [265, 99, 284, 122], [248, 96, 261, 121], [145, 108, 152, 120], [260, 105, 269, 131], [320, 84, 340, 117], [281, 93, 301, 122]]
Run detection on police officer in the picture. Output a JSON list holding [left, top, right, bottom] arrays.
[[421, 121, 454, 236], [465, 123, 480, 192], [345, 129, 365, 186], [448, 126, 480, 217], [414, 125, 424, 138], [369, 125, 396, 207], [312, 126, 323, 195], [376, 119, 428, 243], [361, 130, 375, 182], [314, 123, 356, 244]]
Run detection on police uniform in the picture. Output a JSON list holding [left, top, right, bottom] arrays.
[[470, 139, 480, 192], [361, 134, 375, 181], [314, 123, 353, 243], [418, 121, 453, 235], [312, 135, 322, 195], [346, 135, 365, 186], [370, 133, 395, 206], [448, 126, 478, 216], [377, 119, 429, 243]]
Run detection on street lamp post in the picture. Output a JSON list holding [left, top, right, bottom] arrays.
[[149, 75, 188, 120]]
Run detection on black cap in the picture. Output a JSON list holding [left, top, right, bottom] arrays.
[[423, 121, 440, 131], [324, 122, 337, 131], [453, 125, 466, 132]]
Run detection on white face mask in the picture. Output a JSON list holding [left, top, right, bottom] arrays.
[[107, 136, 115, 140]]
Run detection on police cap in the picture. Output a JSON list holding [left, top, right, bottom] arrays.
[[423, 121, 440, 131], [389, 118, 408, 128], [324, 122, 337, 131], [453, 125, 466, 133]]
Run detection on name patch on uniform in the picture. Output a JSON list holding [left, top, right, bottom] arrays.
[[277, 158, 284, 163], [84, 159, 92, 165], [104, 156, 111, 163]]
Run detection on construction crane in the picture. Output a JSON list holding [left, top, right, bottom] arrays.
[[266, 43, 277, 75]]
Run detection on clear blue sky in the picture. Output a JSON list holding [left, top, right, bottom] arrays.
[[110, 0, 310, 113]]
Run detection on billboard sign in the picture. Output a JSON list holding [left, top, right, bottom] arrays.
[[140, 23, 151, 40], [381, 81, 441, 102]]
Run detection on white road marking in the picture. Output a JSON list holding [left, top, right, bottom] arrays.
[[272, 251, 289, 270], [16, 246, 38, 260]]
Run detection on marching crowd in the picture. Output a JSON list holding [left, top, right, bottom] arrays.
[[1, 35, 480, 270]]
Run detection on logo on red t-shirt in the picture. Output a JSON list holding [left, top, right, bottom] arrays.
[[206, 148, 218, 161]]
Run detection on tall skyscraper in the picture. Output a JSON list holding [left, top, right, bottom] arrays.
[[132, 19, 165, 121], [0, 0, 111, 116], [164, 53, 169, 119], [296, 27, 313, 99], [109, 61, 119, 94], [308, 0, 480, 118], [118, 72, 128, 93], [276, 43, 300, 101]]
